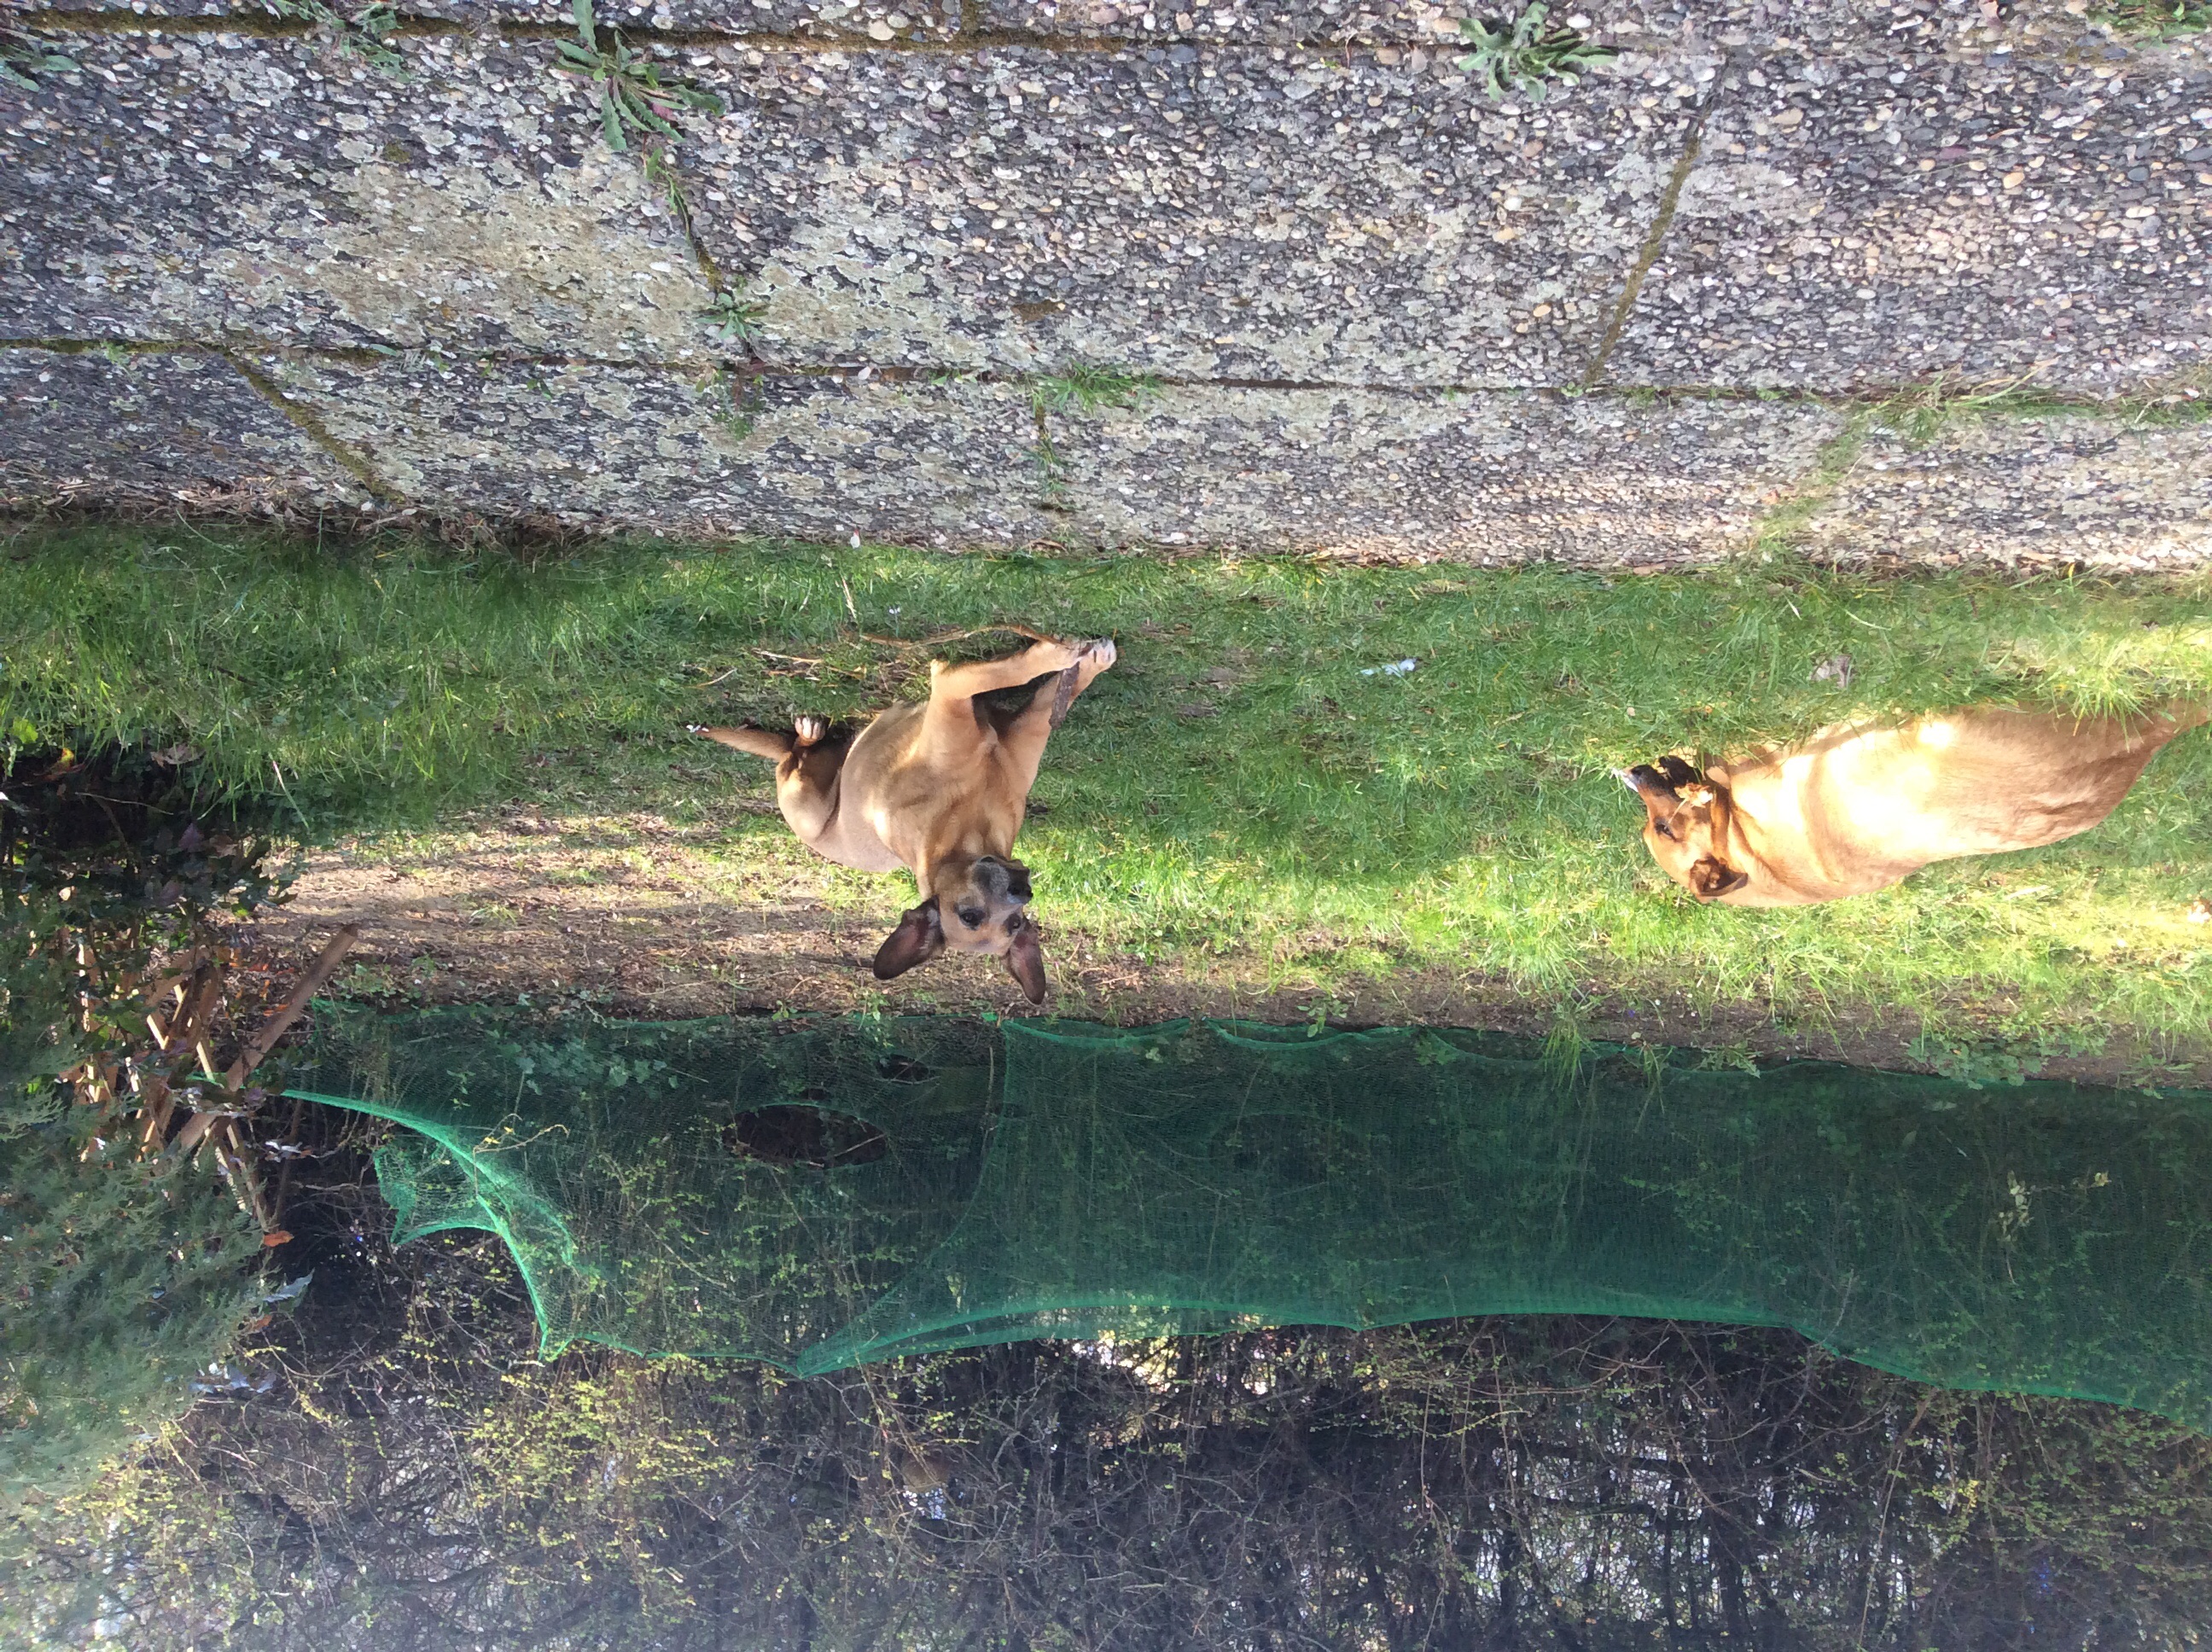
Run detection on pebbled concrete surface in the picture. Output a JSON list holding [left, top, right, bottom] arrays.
[[249, 353, 1063, 539], [698, 39, 1736, 386], [689, 44, 1700, 386], [1807, 410, 2212, 571], [0, 35, 713, 359], [1608, 36, 2212, 393], [1046, 385, 1842, 561], [0, 345, 360, 507], [2, 3, 2209, 562]]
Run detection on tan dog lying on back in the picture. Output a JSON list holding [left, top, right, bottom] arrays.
[[1619, 704, 2206, 906], [697, 636, 1115, 999]]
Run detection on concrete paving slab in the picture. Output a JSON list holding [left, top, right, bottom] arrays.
[[1607, 37, 2212, 393], [1044, 383, 1842, 560], [0, 345, 360, 506], [253, 354, 1062, 538], [16, 0, 963, 36], [689, 45, 1702, 386], [1806, 410, 2212, 571], [975, 0, 2094, 55], [981, 0, 1462, 47], [0, 32, 714, 358], [391, 0, 968, 38], [5, 0, 2113, 44]]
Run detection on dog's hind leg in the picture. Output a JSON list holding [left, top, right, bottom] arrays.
[[774, 718, 853, 841], [700, 720, 849, 838]]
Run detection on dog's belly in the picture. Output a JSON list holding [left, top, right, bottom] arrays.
[[785, 704, 930, 875], [800, 823, 905, 874]]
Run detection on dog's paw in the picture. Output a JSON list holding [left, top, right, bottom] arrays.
[[1077, 637, 1117, 672], [793, 714, 830, 746]]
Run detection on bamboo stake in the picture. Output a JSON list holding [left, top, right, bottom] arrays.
[[168, 925, 361, 1195], [223, 925, 359, 1091]]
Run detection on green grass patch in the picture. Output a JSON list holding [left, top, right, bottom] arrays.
[[4, 524, 2209, 1045]]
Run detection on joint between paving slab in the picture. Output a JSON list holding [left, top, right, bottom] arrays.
[[8, 338, 2203, 425], [1739, 405, 1877, 561], [1578, 74, 1719, 391], [218, 350, 399, 503]]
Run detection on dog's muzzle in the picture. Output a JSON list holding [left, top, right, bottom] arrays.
[[975, 855, 1033, 904]]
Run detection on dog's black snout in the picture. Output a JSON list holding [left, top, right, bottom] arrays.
[[1007, 868, 1032, 903], [1626, 763, 1674, 798]]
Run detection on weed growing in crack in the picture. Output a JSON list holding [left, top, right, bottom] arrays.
[[1029, 429, 1074, 511], [702, 289, 769, 349], [1869, 369, 2209, 452], [1456, 4, 1615, 101], [639, 144, 697, 221], [1026, 365, 1157, 511], [1030, 364, 1161, 415], [556, 0, 724, 154], [0, 27, 78, 91], [263, 0, 408, 76], [699, 369, 765, 441]]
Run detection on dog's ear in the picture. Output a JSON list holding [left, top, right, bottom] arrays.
[[1004, 918, 1047, 1003], [1687, 856, 1750, 901], [873, 901, 946, 980]]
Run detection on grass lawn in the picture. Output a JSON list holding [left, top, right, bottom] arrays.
[[4, 523, 2209, 1077]]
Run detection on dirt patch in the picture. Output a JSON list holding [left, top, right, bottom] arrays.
[[233, 809, 2212, 1091]]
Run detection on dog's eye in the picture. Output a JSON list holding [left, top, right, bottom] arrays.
[[1654, 820, 1675, 840], [957, 905, 985, 928]]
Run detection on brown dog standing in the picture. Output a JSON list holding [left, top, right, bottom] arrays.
[[697, 636, 1116, 999], [1619, 704, 2206, 906]]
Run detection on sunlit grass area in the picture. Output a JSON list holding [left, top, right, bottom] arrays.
[[4, 523, 2208, 1051]]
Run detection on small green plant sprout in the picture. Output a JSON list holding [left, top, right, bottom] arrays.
[[0, 29, 79, 91], [556, 0, 725, 154], [263, 0, 408, 76], [1908, 1030, 2032, 1090], [702, 288, 768, 348], [1455, 4, 1615, 102], [2094, 0, 2211, 40]]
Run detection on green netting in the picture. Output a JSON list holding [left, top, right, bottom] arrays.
[[288, 1009, 2212, 1424]]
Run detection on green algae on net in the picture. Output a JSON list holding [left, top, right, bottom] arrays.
[[286, 1009, 2212, 1425]]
